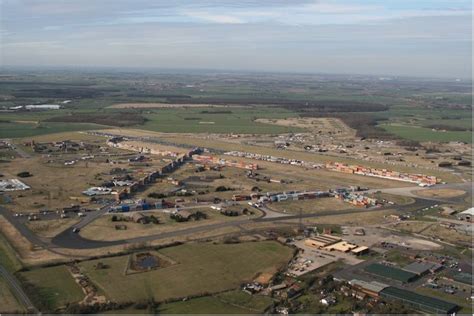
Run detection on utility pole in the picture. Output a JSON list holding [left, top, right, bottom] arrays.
[[299, 208, 303, 232]]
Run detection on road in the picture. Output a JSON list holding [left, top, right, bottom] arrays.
[[368, 182, 472, 204], [50, 197, 436, 249], [1, 196, 436, 250], [4, 140, 32, 159], [0, 190, 444, 314], [0, 265, 37, 313]]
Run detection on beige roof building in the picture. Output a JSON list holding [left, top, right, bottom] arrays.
[[305, 234, 341, 248], [324, 241, 358, 252]]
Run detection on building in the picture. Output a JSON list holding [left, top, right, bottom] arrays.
[[82, 187, 113, 196], [130, 212, 148, 224], [349, 279, 388, 298], [402, 262, 442, 276], [320, 296, 336, 306], [0, 179, 30, 192], [304, 234, 341, 248], [379, 287, 458, 314], [324, 241, 358, 253], [441, 206, 456, 216], [364, 263, 418, 283], [452, 272, 473, 286], [351, 246, 369, 256], [457, 208, 473, 222], [25, 104, 61, 110]]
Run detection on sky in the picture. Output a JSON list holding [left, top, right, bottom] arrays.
[[0, 0, 472, 78]]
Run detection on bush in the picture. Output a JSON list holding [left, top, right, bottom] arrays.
[[17, 171, 32, 178], [215, 186, 232, 192], [148, 192, 166, 199]]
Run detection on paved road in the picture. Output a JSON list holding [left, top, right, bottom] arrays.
[[0, 207, 48, 248], [50, 197, 436, 249], [74, 202, 115, 229], [0, 265, 37, 313], [367, 182, 471, 204], [4, 140, 32, 159], [2, 196, 436, 250]]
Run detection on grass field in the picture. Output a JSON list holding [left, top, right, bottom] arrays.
[[157, 290, 273, 314], [0, 233, 22, 272], [137, 107, 303, 134], [0, 280, 24, 313], [20, 265, 84, 310], [157, 296, 253, 314], [80, 207, 260, 242], [380, 124, 472, 143], [0, 121, 109, 138], [371, 105, 472, 143], [0, 106, 302, 137], [0, 234, 25, 313], [269, 197, 351, 214], [79, 241, 293, 303]]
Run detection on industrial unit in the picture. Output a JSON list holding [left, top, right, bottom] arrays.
[[379, 287, 458, 314], [402, 262, 443, 276], [364, 263, 418, 283], [457, 207, 473, 222], [349, 279, 388, 298]]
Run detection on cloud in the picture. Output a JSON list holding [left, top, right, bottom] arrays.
[[1, 0, 471, 78], [182, 11, 245, 24], [42, 26, 63, 31]]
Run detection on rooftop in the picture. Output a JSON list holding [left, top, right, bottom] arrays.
[[459, 207, 473, 215], [324, 241, 357, 252], [380, 287, 458, 314], [351, 246, 369, 254], [365, 263, 418, 283], [403, 262, 436, 275], [350, 279, 388, 293]]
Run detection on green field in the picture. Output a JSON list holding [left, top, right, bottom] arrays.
[[0, 107, 302, 137], [0, 234, 25, 313], [136, 107, 302, 134], [0, 280, 24, 313], [373, 105, 472, 121], [79, 241, 293, 303], [20, 265, 84, 310], [0, 234, 22, 272], [105, 291, 273, 314], [0, 121, 109, 138], [158, 290, 273, 314], [380, 124, 472, 143], [372, 105, 472, 143]]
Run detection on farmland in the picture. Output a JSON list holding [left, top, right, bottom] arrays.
[[157, 290, 274, 314], [20, 265, 84, 311], [380, 124, 472, 143], [78, 241, 293, 303], [0, 233, 25, 313], [138, 107, 302, 134], [1, 72, 471, 142], [79, 208, 261, 242], [0, 121, 109, 138]]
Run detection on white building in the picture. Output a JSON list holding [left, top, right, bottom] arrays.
[[25, 104, 61, 110], [457, 208, 473, 222]]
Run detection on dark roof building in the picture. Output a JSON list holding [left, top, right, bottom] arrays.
[[364, 263, 418, 283], [349, 279, 388, 298], [403, 262, 440, 276], [452, 272, 473, 286], [380, 287, 458, 314]]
